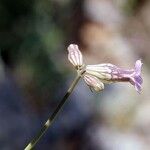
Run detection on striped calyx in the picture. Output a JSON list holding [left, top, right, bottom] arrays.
[[83, 74, 104, 92], [68, 44, 83, 69]]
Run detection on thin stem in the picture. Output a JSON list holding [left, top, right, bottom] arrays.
[[24, 72, 82, 150]]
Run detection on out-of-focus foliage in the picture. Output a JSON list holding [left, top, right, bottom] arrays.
[[0, 0, 78, 111]]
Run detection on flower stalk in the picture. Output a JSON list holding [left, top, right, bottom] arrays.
[[24, 70, 84, 150], [24, 43, 143, 149]]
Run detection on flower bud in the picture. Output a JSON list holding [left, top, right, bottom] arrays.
[[68, 44, 83, 69], [83, 74, 104, 92]]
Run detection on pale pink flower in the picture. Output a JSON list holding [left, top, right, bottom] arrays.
[[86, 60, 143, 93], [67, 44, 143, 93]]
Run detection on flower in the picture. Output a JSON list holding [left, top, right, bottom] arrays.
[[67, 44, 143, 93], [86, 60, 143, 93]]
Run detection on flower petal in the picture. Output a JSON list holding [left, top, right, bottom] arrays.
[[68, 44, 83, 68], [130, 59, 143, 93]]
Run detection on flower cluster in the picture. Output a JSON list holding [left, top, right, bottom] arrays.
[[67, 44, 143, 93]]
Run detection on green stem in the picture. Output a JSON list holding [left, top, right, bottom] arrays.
[[24, 72, 82, 150]]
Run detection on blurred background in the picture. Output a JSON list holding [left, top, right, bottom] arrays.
[[0, 0, 150, 149]]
